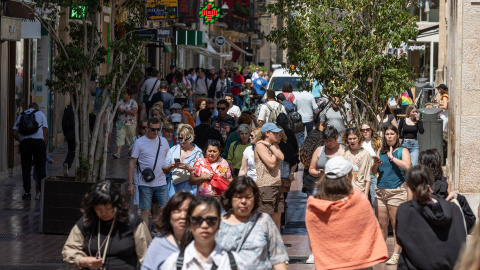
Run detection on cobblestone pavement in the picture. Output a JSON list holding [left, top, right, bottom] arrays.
[[0, 142, 397, 269]]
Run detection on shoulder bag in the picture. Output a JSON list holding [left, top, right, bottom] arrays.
[[143, 79, 158, 104], [137, 138, 162, 182], [172, 148, 200, 185], [204, 158, 230, 195]]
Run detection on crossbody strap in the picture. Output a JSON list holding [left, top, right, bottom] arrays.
[[152, 138, 162, 171], [176, 250, 185, 270], [236, 212, 261, 253], [148, 79, 159, 98]]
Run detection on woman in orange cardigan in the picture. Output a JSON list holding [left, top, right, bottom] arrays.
[[305, 156, 388, 270]]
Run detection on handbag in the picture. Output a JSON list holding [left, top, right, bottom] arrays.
[[204, 158, 230, 195], [137, 138, 162, 182], [143, 79, 158, 104]]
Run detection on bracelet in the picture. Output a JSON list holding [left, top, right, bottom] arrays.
[[290, 172, 295, 175], [390, 156, 395, 162]]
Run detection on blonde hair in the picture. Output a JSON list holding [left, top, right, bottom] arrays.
[[454, 222, 480, 270], [341, 128, 364, 148], [252, 128, 261, 141], [405, 104, 417, 118], [177, 124, 194, 143], [360, 121, 380, 153], [150, 103, 166, 122]]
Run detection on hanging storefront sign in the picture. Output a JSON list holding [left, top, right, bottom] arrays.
[[21, 18, 41, 39], [146, 0, 177, 20], [215, 36, 226, 47], [157, 27, 172, 38], [176, 30, 203, 46], [199, 2, 219, 23]]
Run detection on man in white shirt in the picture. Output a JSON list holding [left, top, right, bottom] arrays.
[[128, 117, 170, 224], [294, 90, 318, 146], [193, 68, 211, 99], [251, 66, 260, 80], [13, 103, 48, 200], [141, 68, 161, 117], [225, 94, 241, 118], [258, 90, 287, 126]]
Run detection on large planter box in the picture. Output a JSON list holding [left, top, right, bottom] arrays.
[[39, 177, 128, 235]]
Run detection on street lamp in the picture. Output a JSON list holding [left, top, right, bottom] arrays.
[[221, 3, 229, 17]]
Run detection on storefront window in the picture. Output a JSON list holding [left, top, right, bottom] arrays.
[[15, 39, 25, 117], [410, 0, 439, 23], [407, 42, 438, 80]]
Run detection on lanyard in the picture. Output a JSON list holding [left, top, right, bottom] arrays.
[[97, 219, 116, 266], [172, 234, 181, 248]]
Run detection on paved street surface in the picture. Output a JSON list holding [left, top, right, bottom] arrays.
[[0, 142, 397, 269]]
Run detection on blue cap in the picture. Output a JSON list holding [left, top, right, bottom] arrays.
[[261, 123, 283, 133]]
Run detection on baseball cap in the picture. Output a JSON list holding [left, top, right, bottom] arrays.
[[163, 123, 174, 130], [219, 69, 226, 73], [324, 156, 359, 179], [171, 113, 182, 123], [261, 123, 283, 133], [245, 79, 253, 84], [436, 84, 448, 91], [170, 103, 182, 110]]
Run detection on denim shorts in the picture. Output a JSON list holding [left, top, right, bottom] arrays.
[[138, 185, 168, 210]]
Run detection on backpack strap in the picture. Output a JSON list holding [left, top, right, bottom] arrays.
[[176, 250, 185, 270], [227, 251, 237, 270], [265, 103, 273, 111]]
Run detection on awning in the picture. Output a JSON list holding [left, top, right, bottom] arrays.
[[225, 39, 252, 56], [180, 44, 232, 59]]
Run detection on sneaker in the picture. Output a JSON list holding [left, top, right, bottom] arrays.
[[386, 254, 399, 265], [22, 193, 31, 200], [113, 154, 120, 159], [35, 193, 41, 200], [306, 253, 315, 264], [63, 163, 69, 177]]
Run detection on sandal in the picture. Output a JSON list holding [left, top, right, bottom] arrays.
[[386, 254, 399, 265], [113, 154, 121, 159]]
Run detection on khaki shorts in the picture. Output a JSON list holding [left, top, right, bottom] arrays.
[[116, 124, 136, 147], [375, 183, 407, 207], [258, 186, 284, 214]]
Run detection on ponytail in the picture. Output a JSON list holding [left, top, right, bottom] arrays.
[[405, 165, 434, 204]]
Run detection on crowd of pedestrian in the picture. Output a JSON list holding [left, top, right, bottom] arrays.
[[44, 64, 476, 269]]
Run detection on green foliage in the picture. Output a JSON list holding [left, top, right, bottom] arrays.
[[266, 0, 418, 126]]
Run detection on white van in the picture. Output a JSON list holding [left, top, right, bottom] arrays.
[[267, 68, 310, 96]]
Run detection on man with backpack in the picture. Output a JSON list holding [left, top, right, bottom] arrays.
[[258, 90, 286, 126], [193, 68, 211, 100], [12, 103, 48, 200], [294, 89, 318, 146]]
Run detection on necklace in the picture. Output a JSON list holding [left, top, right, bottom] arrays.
[[88, 219, 116, 268]]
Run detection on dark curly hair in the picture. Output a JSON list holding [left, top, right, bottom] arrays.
[[180, 196, 221, 250], [220, 176, 261, 213], [418, 149, 443, 180], [81, 180, 129, 227], [154, 192, 195, 234], [300, 128, 324, 167], [237, 112, 252, 126], [380, 124, 402, 154], [323, 126, 339, 140]]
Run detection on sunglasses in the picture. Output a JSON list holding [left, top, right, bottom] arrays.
[[149, 126, 161, 132], [217, 107, 227, 111], [361, 128, 371, 132], [346, 127, 357, 132], [249, 134, 254, 138], [178, 136, 191, 142], [190, 216, 219, 227]]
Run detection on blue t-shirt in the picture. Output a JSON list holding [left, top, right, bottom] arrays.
[[377, 147, 405, 189], [253, 77, 268, 95], [142, 236, 178, 270]]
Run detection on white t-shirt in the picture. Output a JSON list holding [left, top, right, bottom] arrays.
[[243, 145, 257, 182], [141, 77, 160, 102], [215, 78, 228, 94], [227, 105, 241, 118], [13, 108, 48, 141], [294, 91, 317, 123], [194, 76, 210, 95], [131, 136, 170, 187], [258, 101, 287, 122]]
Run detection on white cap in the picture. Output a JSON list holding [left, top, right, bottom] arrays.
[[171, 113, 182, 123], [170, 103, 182, 110], [324, 156, 359, 179]]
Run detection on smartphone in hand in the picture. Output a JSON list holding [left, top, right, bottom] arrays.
[[174, 158, 181, 163]]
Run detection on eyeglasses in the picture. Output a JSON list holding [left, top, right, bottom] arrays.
[[217, 107, 227, 111], [149, 126, 161, 132], [141, 126, 147, 130], [178, 136, 191, 142], [361, 128, 371, 133], [190, 216, 219, 227]]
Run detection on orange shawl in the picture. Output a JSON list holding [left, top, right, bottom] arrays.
[[305, 189, 388, 270]]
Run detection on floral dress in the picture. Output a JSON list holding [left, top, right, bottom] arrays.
[[192, 157, 231, 197], [118, 99, 138, 126]]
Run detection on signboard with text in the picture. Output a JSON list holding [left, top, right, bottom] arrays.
[[146, 0, 177, 20]]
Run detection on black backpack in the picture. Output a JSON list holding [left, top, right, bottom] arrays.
[[17, 109, 41, 135], [286, 103, 304, 133]]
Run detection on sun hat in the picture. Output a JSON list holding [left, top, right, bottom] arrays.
[[324, 156, 359, 179]]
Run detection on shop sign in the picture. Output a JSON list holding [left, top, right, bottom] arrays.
[[215, 36, 226, 47], [146, 0, 177, 20], [157, 27, 172, 38], [177, 30, 203, 46], [131, 29, 158, 41], [0, 16, 22, 41], [406, 45, 425, 51], [200, 2, 220, 23], [21, 18, 41, 39]]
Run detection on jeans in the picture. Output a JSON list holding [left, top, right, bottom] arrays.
[[189, 96, 194, 114], [138, 185, 168, 210], [20, 139, 46, 193], [402, 139, 419, 166], [368, 173, 377, 211], [299, 121, 314, 147]]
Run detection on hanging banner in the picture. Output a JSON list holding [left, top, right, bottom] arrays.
[[146, 0, 177, 20]]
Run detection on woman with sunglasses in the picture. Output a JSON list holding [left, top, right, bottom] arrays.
[[239, 128, 261, 182], [128, 119, 148, 208], [341, 128, 371, 197], [371, 124, 411, 265], [163, 124, 203, 196], [162, 196, 244, 269], [360, 122, 381, 210], [227, 124, 252, 177], [142, 192, 195, 270], [190, 140, 232, 197], [218, 176, 289, 270]]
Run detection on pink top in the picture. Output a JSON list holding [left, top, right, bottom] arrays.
[[193, 157, 231, 197], [282, 92, 295, 103]]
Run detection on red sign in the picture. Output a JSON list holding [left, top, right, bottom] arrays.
[[199, 2, 219, 23]]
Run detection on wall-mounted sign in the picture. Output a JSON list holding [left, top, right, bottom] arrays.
[[199, 2, 219, 23], [147, 0, 177, 20], [0, 16, 22, 41], [157, 27, 172, 38], [215, 36, 226, 47], [69, 5, 87, 19]]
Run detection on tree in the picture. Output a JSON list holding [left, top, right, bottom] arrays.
[[22, 0, 152, 182], [266, 0, 418, 128]]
